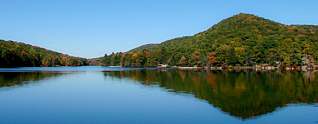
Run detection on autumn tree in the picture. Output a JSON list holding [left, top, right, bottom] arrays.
[[192, 50, 201, 67], [178, 56, 188, 67], [207, 52, 217, 67]]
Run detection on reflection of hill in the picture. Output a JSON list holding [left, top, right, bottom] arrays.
[[104, 70, 318, 119], [0, 72, 66, 88]]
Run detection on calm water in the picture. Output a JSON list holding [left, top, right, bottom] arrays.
[[0, 66, 317, 124]]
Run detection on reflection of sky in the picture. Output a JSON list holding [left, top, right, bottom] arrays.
[[0, 72, 317, 124], [246, 105, 318, 124]]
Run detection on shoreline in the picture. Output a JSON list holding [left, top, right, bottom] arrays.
[[158, 65, 318, 72], [0, 65, 317, 72]]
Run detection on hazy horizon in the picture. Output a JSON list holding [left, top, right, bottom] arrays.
[[1, 0, 318, 58]]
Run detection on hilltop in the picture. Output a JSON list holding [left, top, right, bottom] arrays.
[[102, 13, 318, 68]]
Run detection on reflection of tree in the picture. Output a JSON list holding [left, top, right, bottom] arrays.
[[104, 70, 318, 119], [304, 70, 317, 83], [0, 72, 66, 88]]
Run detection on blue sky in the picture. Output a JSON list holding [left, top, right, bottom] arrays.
[[0, 0, 317, 58]]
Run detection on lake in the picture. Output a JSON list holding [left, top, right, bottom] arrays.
[[0, 66, 317, 124]]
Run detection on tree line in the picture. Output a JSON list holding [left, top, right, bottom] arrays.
[[0, 40, 88, 67]]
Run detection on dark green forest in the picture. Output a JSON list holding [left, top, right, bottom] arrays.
[[102, 13, 318, 67], [0, 40, 88, 67]]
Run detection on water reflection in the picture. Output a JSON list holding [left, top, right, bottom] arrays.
[[104, 70, 318, 119], [0, 72, 66, 88]]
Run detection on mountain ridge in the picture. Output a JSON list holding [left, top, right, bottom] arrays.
[[102, 13, 318, 67]]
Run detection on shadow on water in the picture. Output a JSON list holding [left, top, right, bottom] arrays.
[[0, 72, 68, 88], [103, 70, 318, 119]]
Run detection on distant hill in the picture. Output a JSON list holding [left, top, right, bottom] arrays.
[[0, 40, 87, 67], [102, 13, 318, 67]]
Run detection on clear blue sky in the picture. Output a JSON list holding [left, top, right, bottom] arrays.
[[1, 0, 317, 58]]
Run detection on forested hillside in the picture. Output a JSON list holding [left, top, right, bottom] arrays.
[[102, 13, 318, 67], [0, 40, 88, 67]]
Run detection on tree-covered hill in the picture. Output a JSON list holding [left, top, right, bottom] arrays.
[[103, 13, 318, 67], [0, 40, 88, 67], [128, 43, 159, 52]]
